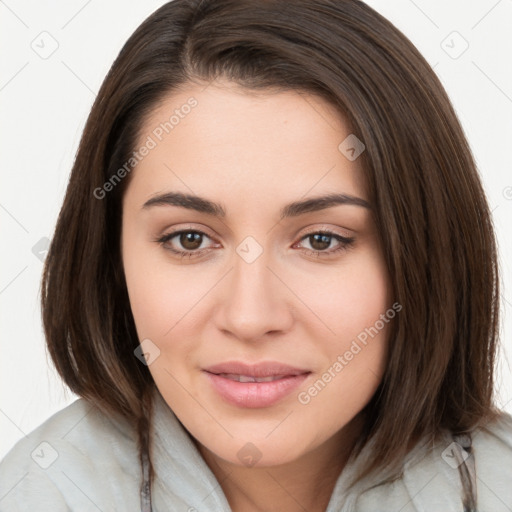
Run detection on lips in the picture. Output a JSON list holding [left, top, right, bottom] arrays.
[[203, 361, 311, 408], [203, 361, 310, 378], [216, 373, 286, 383]]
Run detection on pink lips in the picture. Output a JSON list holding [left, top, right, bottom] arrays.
[[203, 361, 311, 408]]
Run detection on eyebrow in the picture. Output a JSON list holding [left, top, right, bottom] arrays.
[[142, 191, 371, 220]]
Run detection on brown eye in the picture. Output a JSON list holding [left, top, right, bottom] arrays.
[[179, 232, 203, 250], [296, 230, 355, 257], [308, 233, 332, 251], [156, 229, 216, 259]]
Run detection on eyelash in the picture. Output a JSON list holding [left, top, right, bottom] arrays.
[[154, 228, 355, 260]]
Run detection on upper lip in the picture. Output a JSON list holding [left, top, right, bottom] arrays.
[[203, 361, 310, 378]]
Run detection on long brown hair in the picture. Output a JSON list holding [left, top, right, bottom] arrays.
[[41, 0, 501, 497]]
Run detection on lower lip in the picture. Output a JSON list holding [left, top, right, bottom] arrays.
[[204, 371, 310, 408]]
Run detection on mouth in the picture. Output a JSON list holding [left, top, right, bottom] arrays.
[[202, 361, 311, 408], [203, 360, 310, 378], [213, 373, 291, 383]]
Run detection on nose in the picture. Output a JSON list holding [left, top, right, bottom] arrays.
[[213, 245, 294, 343]]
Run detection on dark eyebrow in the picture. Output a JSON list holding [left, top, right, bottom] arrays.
[[142, 191, 371, 219], [281, 193, 371, 218], [142, 192, 226, 217]]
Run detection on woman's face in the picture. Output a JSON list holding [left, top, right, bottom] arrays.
[[121, 80, 393, 468]]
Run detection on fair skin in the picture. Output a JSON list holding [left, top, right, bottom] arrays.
[[121, 79, 392, 511]]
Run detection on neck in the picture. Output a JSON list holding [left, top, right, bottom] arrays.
[[196, 413, 365, 512]]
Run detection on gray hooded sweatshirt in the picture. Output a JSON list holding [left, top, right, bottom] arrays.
[[1, 388, 512, 511]]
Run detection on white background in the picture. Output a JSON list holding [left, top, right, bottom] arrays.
[[1, 0, 511, 460]]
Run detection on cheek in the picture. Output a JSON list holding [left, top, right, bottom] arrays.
[[293, 248, 390, 341], [339, 267, 389, 339], [122, 234, 214, 352], [338, 251, 391, 371], [300, 265, 391, 430], [122, 227, 178, 338], [292, 246, 391, 398]]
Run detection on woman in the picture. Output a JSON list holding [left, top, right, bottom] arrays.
[[1, 0, 511, 510]]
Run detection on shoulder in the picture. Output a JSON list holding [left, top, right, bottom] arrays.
[[0, 398, 140, 512], [470, 411, 512, 509], [353, 411, 512, 511]]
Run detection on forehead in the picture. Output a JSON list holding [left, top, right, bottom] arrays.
[[126, 80, 368, 207]]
